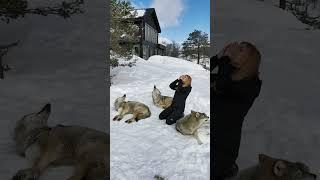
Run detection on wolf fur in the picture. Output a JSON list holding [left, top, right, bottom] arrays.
[[113, 94, 151, 123], [12, 103, 109, 180], [154, 174, 165, 180], [152, 85, 173, 109], [228, 154, 317, 180], [175, 110, 209, 145]]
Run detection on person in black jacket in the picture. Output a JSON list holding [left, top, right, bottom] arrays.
[[159, 75, 192, 125], [211, 42, 262, 180]]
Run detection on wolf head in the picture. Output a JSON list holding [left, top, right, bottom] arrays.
[[258, 154, 317, 180], [14, 103, 51, 141], [114, 94, 126, 111], [152, 85, 161, 97], [191, 110, 209, 123]]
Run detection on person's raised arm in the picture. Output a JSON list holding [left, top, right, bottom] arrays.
[[169, 79, 182, 90]]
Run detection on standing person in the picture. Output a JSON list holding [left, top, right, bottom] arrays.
[[211, 42, 262, 179], [159, 75, 192, 125]]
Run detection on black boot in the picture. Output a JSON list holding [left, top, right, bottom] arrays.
[[222, 163, 239, 179]]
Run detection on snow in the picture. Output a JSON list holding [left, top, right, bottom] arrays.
[[110, 55, 210, 179], [136, 9, 146, 17], [158, 36, 172, 46], [0, 0, 106, 179], [213, 0, 320, 176]]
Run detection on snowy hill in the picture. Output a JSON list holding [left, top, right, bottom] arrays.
[[110, 55, 210, 179], [213, 0, 320, 175]]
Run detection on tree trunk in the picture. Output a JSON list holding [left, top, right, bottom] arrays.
[[280, 0, 286, 9], [197, 45, 200, 64], [0, 56, 4, 79]]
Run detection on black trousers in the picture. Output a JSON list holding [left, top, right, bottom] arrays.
[[213, 118, 243, 180], [159, 106, 184, 125], [212, 97, 249, 180]]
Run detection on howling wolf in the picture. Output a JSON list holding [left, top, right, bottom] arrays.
[[152, 85, 173, 109]]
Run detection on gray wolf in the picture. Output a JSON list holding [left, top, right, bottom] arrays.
[[159, 75, 192, 125], [113, 94, 151, 123], [12, 103, 109, 180], [175, 110, 209, 145], [152, 85, 173, 109], [228, 154, 317, 180]]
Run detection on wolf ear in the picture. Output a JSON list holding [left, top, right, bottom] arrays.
[[191, 110, 196, 114], [38, 103, 51, 114], [123, 94, 126, 98], [154, 85, 156, 89], [195, 112, 200, 118], [273, 160, 287, 177]]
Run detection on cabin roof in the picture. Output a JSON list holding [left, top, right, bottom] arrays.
[[134, 8, 161, 33]]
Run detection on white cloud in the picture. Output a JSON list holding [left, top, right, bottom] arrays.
[[150, 0, 184, 28], [158, 36, 172, 45], [130, 0, 146, 9]]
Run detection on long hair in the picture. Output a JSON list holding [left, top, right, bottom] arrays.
[[231, 41, 261, 81], [182, 75, 192, 87]]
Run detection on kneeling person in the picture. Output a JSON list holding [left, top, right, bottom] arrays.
[[159, 75, 192, 125]]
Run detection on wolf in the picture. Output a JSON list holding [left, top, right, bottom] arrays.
[[152, 85, 173, 109], [228, 154, 317, 180], [175, 110, 209, 145], [12, 103, 109, 180], [113, 94, 151, 123]]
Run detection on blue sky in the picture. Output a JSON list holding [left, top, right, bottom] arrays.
[[130, 0, 210, 44]]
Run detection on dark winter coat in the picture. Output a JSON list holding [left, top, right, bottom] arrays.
[[210, 55, 262, 179], [169, 79, 192, 111], [159, 79, 192, 125]]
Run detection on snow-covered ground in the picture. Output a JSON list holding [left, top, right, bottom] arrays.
[[212, 0, 320, 176], [0, 1, 106, 179], [110, 55, 210, 180]]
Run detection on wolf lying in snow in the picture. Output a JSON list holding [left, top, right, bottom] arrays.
[[12, 103, 109, 180], [228, 154, 317, 180], [152, 85, 173, 109], [113, 94, 151, 123], [175, 110, 209, 145]]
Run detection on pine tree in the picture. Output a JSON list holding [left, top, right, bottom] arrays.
[[110, 0, 139, 67], [182, 30, 209, 64]]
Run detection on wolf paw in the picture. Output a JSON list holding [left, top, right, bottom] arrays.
[[12, 168, 39, 180], [113, 115, 122, 121], [125, 118, 136, 124]]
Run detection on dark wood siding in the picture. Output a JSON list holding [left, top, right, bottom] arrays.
[[144, 11, 159, 33]]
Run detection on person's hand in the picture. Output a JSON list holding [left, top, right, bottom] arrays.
[[217, 43, 233, 58], [224, 42, 241, 61]]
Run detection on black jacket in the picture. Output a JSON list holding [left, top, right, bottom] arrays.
[[169, 79, 192, 111], [210, 55, 262, 177]]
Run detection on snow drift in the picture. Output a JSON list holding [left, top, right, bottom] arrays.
[[110, 55, 210, 180]]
